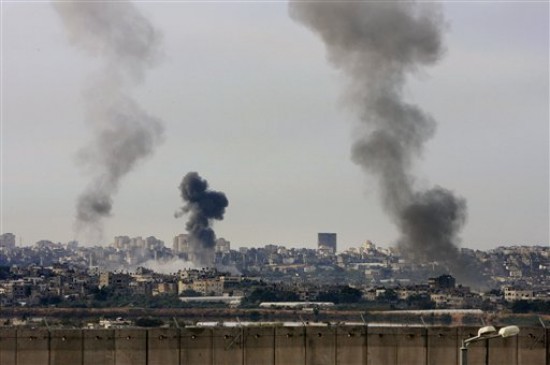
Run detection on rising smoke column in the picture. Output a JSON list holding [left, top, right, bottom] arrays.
[[176, 172, 229, 267], [54, 2, 163, 242], [289, 2, 468, 272]]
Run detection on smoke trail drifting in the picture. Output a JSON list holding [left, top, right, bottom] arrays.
[[54, 2, 163, 242], [176, 172, 229, 267], [289, 2, 468, 270]]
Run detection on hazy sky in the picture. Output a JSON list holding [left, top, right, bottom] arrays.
[[2, 1, 548, 251]]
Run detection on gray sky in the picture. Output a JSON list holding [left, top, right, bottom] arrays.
[[2, 1, 548, 251]]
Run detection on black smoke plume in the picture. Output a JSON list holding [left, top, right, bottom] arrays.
[[53, 1, 163, 243], [290, 1, 471, 280], [176, 172, 229, 267]]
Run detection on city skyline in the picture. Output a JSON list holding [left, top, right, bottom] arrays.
[[2, 2, 549, 251]]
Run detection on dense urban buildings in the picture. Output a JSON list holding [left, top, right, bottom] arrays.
[[0, 231, 548, 315]]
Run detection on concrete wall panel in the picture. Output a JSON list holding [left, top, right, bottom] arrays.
[[147, 328, 180, 365], [275, 326, 305, 365], [517, 328, 546, 365], [50, 329, 83, 365], [212, 327, 243, 365], [16, 328, 49, 365], [83, 329, 115, 365], [114, 329, 146, 365], [305, 327, 336, 365], [336, 326, 366, 365], [427, 327, 458, 365], [181, 327, 213, 365], [244, 327, 275, 365], [0, 327, 16, 365], [0, 325, 536, 364], [488, 335, 518, 365], [366, 327, 398, 365], [395, 328, 427, 365]]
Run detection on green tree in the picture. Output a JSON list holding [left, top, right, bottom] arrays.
[[511, 300, 532, 313], [339, 286, 362, 303], [376, 289, 398, 303], [244, 287, 299, 305], [135, 317, 164, 327], [406, 294, 435, 309], [180, 289, 202, 297]]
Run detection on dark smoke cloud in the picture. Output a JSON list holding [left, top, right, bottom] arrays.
[[290, 1, 470, 279], [399, 188, 466, 263], [53, 2, 163, 243], [176, 172, 229, 267]]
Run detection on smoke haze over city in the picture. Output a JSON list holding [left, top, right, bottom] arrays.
[[2, 2, 548, 251], [53, 2, 164, 243]]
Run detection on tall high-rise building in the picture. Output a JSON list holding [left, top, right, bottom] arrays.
[[113, 236, 130, 249], [130, 236, 145, 249], [145, 236, 164, 250], [318, 233, 337, 254], [173, 234, 189, 254], [0, 233, 15, 249], [215, 238, 231, 254]]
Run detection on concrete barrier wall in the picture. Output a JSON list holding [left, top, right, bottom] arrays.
[[244, 327, 275, 365], [518, 328, 547, 365], [0, 326, 547, 365], [396, 327, 427, 365], [147, 328, 179, 365], [16, 328, 49, 365], [50, 329, 83, 365], [83, 329, 115, 365], [275, 326, 305, 365], [427, 327, 458, 365], [305, 326, 336, 365], [488, 334, 518, 365], [115, 329, 147, 365], [181, 327, 212, 365], [0, 328, 16, 365], [367, 327, 398, 365], [336, 326, 366, 365], [213, 327, 244, 365]]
